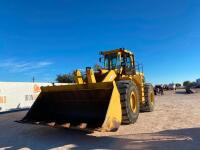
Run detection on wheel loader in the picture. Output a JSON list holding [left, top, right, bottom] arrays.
[[19, 48, 155, 132]]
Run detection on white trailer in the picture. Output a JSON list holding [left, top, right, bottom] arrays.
[[0, 82, 54, 112]]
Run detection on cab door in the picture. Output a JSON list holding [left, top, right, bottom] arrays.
[[122, 54, 136, 75]]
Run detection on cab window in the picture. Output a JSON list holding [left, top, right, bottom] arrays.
[[126, 56, 132, 69], [104, 55, 109, 69], [104, 54, 119, 70]]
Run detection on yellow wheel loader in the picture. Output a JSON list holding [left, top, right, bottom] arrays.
[[19, 48, 155, 132]]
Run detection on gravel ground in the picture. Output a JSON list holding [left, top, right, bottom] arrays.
[[0, 89, 200, 150]]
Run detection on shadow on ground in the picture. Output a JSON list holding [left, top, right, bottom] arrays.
[[0, 112, 200, 150], [175, 91, 187, 94]]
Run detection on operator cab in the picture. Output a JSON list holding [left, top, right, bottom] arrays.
[[100, 48, 136, 75]]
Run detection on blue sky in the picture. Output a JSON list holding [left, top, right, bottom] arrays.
[[0, 0, 200, 84]]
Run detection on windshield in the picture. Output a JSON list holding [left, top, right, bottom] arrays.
[[104, 54, 120, 70]]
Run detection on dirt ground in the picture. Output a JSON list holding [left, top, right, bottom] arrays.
[[0, 89, 200, 150]]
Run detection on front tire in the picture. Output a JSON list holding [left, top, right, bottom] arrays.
[[117, 80, 140, 124]]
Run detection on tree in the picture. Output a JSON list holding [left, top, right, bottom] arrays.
[[183, 81, 191, 87], [191, 82, 197, 87], [175, 83, 181, 87], [93, 64, 101, 71], [56, 73, 74, 83]]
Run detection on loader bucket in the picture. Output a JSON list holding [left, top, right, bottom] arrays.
[[20, 82, 122, 132]]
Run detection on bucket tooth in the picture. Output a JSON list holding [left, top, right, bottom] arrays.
[[35, 122, 40, 125], [79, 123, 87, 129], [61, 123, 70, 128], [47, 122, 56, 127]]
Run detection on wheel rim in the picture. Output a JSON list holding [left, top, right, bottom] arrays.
[[150, 92, 154, 105], [130, 91, 137, 113]]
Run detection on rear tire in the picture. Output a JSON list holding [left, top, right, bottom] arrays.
[[117, 80, 140, 124], [140, 83, 155, 112]]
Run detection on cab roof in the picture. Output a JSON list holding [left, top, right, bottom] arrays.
[[100, 48, 133, 55]]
